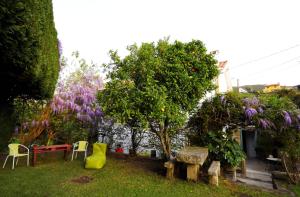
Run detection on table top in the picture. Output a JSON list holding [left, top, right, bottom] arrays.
[[33, 144, 71, 150], [176, 147, 208, 165], [266, 157, 281, 162]]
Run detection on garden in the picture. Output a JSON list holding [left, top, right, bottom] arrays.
[[1, 1, 300, 197]]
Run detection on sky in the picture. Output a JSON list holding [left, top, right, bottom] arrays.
[[52, 0, 300, 86]]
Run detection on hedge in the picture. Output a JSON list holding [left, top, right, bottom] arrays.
[[0, 0, 60, 102]]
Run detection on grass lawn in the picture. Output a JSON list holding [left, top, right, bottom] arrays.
[[0, 153, 289, 197], [292, 184, 300, 197]]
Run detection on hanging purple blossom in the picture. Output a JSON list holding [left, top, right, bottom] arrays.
[[58, 39, 63, 57], [297, 114, 300, 121], [14, 127, 19, 134], [95, 108, 103, 117], [251, 97, 259, 106], [245, 108, 258, 120], [31, 120, 36, 127], [242, 98, 250, 107], [283, 111, 292, 126], [220, 95, 226, 105], [259, 119, 273, 129], [258, 107, 264, 113]]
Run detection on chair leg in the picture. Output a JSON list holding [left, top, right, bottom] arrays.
[[75, 152, 78, 159], [16, 157, 19, 166], [12, 156, 15, 170], [71, 151, 74, 161], [84, 151, 87, 161], [27, 154, 29, 166], [2, 155, 9, 168]]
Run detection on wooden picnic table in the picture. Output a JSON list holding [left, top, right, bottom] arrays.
[[176, 146, 208, 181], [32, 144, 72, 166]]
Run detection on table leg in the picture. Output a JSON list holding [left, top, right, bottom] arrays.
[[32, 152, 37, 167], [63, 150, 67, 160], [187, 164, 199, 182]]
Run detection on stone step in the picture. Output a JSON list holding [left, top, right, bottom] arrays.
[[236, 177, 274, 190], [244, 169, 272, 182]]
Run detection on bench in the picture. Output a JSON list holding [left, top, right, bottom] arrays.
[[32, 144, 72, 166], [208, 161, 220, 186], [164, 160, 175, 179]]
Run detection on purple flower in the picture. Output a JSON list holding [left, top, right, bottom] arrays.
[[58, 39, 63, 57], [283, 111, 292, 126], [45, 120, 49, 127], [220, 95, 225, 104], [95, 108, 103, 117], [242, 98, 251, 106], [245, 108, 258, 120], [251, 97, 259, 106], [297, 114, 300, 121], [31, 120, 36, 127], [14, 127, 19, 134], [258, 107, 264, 113], [258, 119, 274, 129]]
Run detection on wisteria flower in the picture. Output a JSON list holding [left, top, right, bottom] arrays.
[[245, 108, 258, 120], [258, 107, 264, 114], [283, 111, 292, 126]]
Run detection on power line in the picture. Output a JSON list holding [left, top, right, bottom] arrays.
[[231, 44, 300, 70], [239, 56, 300, 79], [240, 58, 300, 82]]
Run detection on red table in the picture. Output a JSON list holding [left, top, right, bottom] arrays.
[[32, 144, 72, 166]]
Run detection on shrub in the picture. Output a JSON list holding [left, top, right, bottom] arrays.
[[0, 0, 59, 102]]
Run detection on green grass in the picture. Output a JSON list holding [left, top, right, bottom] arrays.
[[0, 155, 286, 197], [292, 184, 300, 197]]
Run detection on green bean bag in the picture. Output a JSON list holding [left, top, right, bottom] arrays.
[[85, 143, 107, 169]]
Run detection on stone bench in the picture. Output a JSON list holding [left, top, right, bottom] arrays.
[[208, 161, 220, 186], [164, 160, 175, 179], [176, 147, 208, 182]]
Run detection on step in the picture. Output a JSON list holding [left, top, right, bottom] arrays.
[[245, 169, 272, 182], [237, 177, 274, 190]]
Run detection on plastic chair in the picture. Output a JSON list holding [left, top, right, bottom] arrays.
[[85, 143, 107, 169], [71, 141, 88, 161], [3, 144, 29, 170]]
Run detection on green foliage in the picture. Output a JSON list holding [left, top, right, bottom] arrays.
[[98, 39, 219, 158], [12, 97, 47, 127], [0, 104, 15, 150], [193, 131, 246, 167], [188, 92, 246, 136], [51, 116, 88, 144], [0, 0, 59, 102], [273, 89, 300, 108], [189, 91, 300, 167]]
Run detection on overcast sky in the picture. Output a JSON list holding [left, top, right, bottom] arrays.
[[53, 0, 300, 86]]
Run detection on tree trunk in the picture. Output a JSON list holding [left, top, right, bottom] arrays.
[[149, 120, 171, 161], [158, 130, 171, 160], [131, 128, 137, 155]]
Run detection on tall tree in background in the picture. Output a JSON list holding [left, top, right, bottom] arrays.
[[98, 39, 219, 159], [0, 0, 59, 102], [0, 0, 59, 147]]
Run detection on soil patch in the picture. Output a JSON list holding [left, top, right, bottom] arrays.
[[71, 176, 93, 184], [108, 152, 165, 176]]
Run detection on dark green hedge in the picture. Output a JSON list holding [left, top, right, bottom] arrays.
[[0, 0, 59, 102]]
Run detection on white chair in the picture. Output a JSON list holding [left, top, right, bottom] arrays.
[[71, 141, 88, 161], [3, 143, 29, 170]]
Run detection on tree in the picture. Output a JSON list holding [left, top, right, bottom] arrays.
[[16, 54, 104, 145], [98, 39, 219, 159], [0, 0, 60, 102], [0, 0, 59, 148], [188, 92, 300, 172]]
